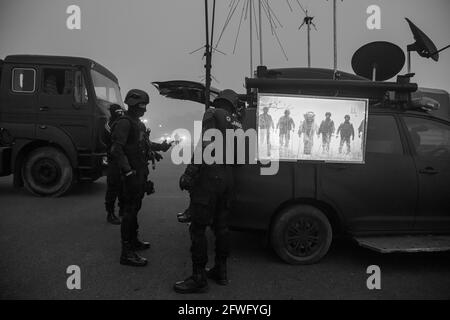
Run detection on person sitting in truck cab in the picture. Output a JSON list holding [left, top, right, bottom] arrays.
[[43, 74, 59, 95]]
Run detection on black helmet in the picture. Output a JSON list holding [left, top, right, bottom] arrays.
[[345, 114, 351, 120], [124, 89, 149, 108], [213, 89, 239, 110], [325, 112, 332, 117], [109, 103, 123, 115]]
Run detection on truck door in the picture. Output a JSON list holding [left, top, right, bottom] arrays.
[[0, 65, 39, 138], [319, 114, 418, 233], [402, 116, 450, 232], [37, 67, 92, 151]]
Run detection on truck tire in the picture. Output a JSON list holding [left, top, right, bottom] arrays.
[[271, 205, 333, 265], [22, 146, 74, 197]]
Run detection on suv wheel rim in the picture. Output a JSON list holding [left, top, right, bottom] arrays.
[[285, 217, 322, 257]]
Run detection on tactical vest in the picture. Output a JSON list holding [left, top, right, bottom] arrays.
[[113, 115, 148, 169], [203, 108, 243, 165]]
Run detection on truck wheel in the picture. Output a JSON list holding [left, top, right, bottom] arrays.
[[22, 147, 74, 197], [271, 205, 332, 265]]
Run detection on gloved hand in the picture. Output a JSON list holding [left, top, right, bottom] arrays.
[[154, 152, 163, 162], [160, 140, 172, 152], [145, 180, 155, 195], [179, 174, 194, 191]]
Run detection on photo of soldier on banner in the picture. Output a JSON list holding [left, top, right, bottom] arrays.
[[257, 94, 368, 163]]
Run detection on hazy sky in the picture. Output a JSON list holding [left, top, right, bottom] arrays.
[[0, 0, 449, 135]]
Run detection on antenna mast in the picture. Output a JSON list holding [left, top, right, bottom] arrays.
[[258, 0, 263, 65], [297, 3, 317, 68], [214, 0, 289, 77], [203, 0, 217, 110], [327, 0, 342, 78], [249, 0, 253, 76]]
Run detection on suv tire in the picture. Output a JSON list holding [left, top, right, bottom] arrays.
[[271, 205, 333, 264]]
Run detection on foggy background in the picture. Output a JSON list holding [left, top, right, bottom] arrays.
[[0, 0, 449, 138]]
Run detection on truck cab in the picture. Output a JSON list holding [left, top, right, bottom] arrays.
[[0, 55, 123, 196]]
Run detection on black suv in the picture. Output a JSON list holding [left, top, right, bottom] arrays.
[[155, 67, 450, 264]]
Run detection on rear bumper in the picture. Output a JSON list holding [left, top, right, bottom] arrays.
[[0, 146, 12, 176]]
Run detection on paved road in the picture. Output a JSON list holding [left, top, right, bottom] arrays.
[[0, 158, 449, 300]]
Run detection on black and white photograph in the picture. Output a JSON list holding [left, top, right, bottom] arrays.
[[0, 0, 450, 307], [258, 94, 368, 163]]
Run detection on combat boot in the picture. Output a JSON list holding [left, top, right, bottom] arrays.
[[120, 241, 148, 267], [107, 210, 121, 225], [207, 258, 228, 285], [173, 267, 208, 294], [131, 235, 150, 251]]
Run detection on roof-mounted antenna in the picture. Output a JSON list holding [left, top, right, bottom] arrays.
[[297, 2, 317, 68], [326, 0, 343, 79], [405, 17, 450, 75], [191, 0, 219, 110], [214, 0, 290, 77]]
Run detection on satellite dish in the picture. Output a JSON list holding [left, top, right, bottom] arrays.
[[405, 18, 450, 74], [405, 18, 439, 62], [352, 41, 405, 81]]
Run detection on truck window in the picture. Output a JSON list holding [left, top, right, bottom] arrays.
[[404, 117, 450, 158], [74, 70, 88, 104], [366, 115, 403, 155], [90, 69, 122, 106], [11, 68, 36, 93], [42, 68, 73, 95]]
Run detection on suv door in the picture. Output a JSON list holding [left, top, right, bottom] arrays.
[[402, 116, 450, 232], [37, 67, 93, 151], [319, 113, 418, 233]]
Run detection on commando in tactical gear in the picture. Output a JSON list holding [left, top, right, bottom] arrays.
[[337, 115, 355, 154], [174, 89, 242, 294], [103, 104, 125, 225], [111, 89, 171, 267], [318, 112, 335, 153], [277, 109, 295, 148]]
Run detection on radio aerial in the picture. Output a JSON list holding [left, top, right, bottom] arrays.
[[297, 3, 317, 68]]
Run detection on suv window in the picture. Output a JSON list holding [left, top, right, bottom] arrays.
[[12, 68, 36, 93], [404, 117, 450, 158], [366, 115, 403, 155], [42, 68, 73, 95]]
